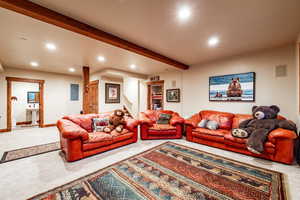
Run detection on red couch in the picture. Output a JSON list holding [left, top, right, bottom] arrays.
[[57, 112, 139, 162], [139, 110, 185, 140], [185, 110, 298, 164]]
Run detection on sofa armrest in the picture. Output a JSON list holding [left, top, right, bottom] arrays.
[[139, 112, 154, 126], [185, 113, 202, 128], [125, 117, 140, 131], [170, 116, 185, 126], [57, 119, 89, 141], [268, 128, 298, 144]]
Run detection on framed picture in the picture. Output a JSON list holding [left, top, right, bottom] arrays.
[[166, 89, 180, 102], [27, 91, 40, 103], [209, 72, 255, 102], [105, 83, 120, 103]]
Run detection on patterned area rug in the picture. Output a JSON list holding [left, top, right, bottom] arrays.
[[29, 142, 286, 200], [1, 142, 60, 163]]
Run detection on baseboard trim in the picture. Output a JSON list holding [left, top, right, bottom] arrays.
[[0, 129, 9, 133], [17, 120, 41, 125], [16, 121, 32, 125], [43, 123, 56, 128]]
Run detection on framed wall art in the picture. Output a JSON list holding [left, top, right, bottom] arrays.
[[105, 83, 120, 103], [27, 91, 40, 103], [209, 72, 255, 102], [166, 88, 180, 103]]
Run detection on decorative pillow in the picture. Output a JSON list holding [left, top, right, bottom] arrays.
[[198, 119, 208, 128], [157, 113, 172, 124], [206, 120, 219, 130], [92, 118, 109, 132]]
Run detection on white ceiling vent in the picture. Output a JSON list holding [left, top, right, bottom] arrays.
[[275, 65, 287, 77]]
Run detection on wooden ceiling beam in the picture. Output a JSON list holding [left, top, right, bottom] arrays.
[[0, 0, 189, 70]]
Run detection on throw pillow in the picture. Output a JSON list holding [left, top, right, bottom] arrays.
[[157, 113, 172, 124], [198, 119, 208, 128], [92, 117, 109, 132], [206, 120, 219, 130]]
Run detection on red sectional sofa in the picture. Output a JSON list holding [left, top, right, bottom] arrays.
[[185, 110, 298, 164], [139, 110, 185, 140], [57, 112, 139, 162]]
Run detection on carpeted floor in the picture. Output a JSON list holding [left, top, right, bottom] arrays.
[[29, 142, 286, 200], [0, 142, 60, 163]]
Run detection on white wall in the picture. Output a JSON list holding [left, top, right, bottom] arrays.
[[152, 44, 298, 123], [139, 80, 148, 113], [0, 68, 82, 129], [12, 82, 39, 123], [123, 77, 139, 116]]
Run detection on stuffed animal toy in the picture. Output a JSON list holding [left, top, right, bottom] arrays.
[[232, 105, 297, 154], [104, 109, 126, 133]]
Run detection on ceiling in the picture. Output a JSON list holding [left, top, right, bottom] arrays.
[[0, 8, 175, 76], [1, 0, 300, 76], [29, 0, 300, 65]]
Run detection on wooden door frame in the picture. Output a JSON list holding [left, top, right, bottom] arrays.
[[6, 77, 45, 132], [88, 80, 99, 114]]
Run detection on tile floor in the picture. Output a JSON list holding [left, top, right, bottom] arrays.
[[0, 127, 299, 200]]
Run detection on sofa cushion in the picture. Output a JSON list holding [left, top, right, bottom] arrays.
[[111, 132, 134, 143], [87, 132, 113, 143], [149, 124, 177, 131], [198, 119, 208, 128], [232, 114, 252, 129], [224, 131, 247, 144], [206, 120, 219, 130], [223, 132, 275, 154], [83, 130, 132, 151], [200, 110, 234, 130], [157, 113, 172, 124], [64, 114, 98, 132], [92, 117, 109, 132], [110, 129, 130, 137], [192, 128, 229, 143]]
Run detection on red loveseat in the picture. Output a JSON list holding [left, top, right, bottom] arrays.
[[139, 110, 185, 140], [185, 110, 298, 164], [57, 112, 139, 162]]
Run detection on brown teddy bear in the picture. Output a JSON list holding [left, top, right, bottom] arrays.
[[232, 105, 297, 154], [104, 109, 126, 133]]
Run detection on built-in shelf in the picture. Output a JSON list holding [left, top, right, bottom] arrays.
[[147, 80, 164, 110]]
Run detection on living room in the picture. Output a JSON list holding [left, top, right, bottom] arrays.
[[0, 1, 300, 200]]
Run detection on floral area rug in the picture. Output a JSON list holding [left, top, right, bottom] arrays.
[[1, 142, 60, 164], [29, 142, 286, 200]]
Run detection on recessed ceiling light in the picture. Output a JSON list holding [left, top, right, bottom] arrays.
[[208, 36, 220, 47], [97, 56, 106, 62], [69, 68, 75, 72], [130, 64, 137, 69], [30, 61, 39, 67], [45, 43, 57, 51], [178, 6, 191, 21]]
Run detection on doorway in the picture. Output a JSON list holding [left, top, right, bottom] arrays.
[[87, 80, 99, 114], [6, 77, 45, 132]]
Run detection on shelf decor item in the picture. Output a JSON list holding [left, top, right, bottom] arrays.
[[209, 72, 255, 102], [105, 83, 120, 103], [166, 89, 180, 102]]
